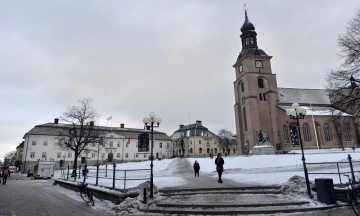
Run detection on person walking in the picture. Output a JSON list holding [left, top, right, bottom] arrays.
[[215, 153, 224, 184], [193, 160, 200, 177], [2, 166, 10, 185]]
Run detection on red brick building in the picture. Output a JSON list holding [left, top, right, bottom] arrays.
[[233, 10, 360, 154]]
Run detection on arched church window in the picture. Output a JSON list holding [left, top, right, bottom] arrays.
[[344, 123, 352, 141], [245, 37, 249, 45], [323, 123, 332, 141], [302, 123, 311, 142], [199, 148, 202, 154], [250, 37, 254, 44], [283, 125, 290, 143], [258, 78, 264, 88], [243, 107, 248, 131]]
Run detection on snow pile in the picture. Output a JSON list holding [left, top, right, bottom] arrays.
[[281, 175, 310, 197], [112, 180, 159, 215]]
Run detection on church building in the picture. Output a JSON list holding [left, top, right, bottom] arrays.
[[233, 10, 360, 154]]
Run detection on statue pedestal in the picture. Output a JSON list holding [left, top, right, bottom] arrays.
[[252, 142, 275, 155]]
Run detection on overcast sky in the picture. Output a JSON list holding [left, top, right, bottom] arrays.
[[1, 0, 359, 159]]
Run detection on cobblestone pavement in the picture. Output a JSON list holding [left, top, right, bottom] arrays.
[[0, 174, 112, 216]]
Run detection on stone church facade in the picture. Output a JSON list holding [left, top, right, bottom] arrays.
[[233, 10, 360, 154]]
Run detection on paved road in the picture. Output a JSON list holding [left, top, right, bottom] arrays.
[[0, 174, 113, 216]]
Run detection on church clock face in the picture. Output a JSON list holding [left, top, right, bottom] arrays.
[[255, 60, 263, 68]]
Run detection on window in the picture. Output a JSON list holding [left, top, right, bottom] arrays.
[[190, 140, 192, 144], [32, 141, 36, 146], [189, 148, 193, 154], [42, 152, 47, 159], [144, 153, 147, 158], [68, 152, 72, 158], [199, 148, 202, 154], [136, 153, 139, 158], [109, 141, 113, 147], [199, 140, 201, 144], [125, 153, 129, 158], [323, 123, 332, 141], [167, 143, 170, 148], [214, 148, 218, 154], [118, 142, 120, 147], [117, 153, 120, 158], [258, 78, 264, 88], [160, 143, 162, 148], [263, 93, 266, 101], [243, 107, 248, 131], [302, 123, 311, 142], [207, 148, 210, 154], [126, 143, 129, 148], [57, 152, 61, 158], [91, 153, 96, 158], [30, 152, 35, 158], [344, 123, 353, 141], [44, 141, 48, 146], [259, 93, 262, 101], [283, 125, 290, 143], [240, 82, 244, 92]]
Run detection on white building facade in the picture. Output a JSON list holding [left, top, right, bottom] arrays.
[[21, 119, 173, 172]]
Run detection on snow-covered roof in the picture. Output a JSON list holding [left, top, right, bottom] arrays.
[[278, 88, 330, 105], [278, 105, 352, 116]]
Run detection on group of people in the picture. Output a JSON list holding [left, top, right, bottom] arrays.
[[193, 153, 225, 184], [0, 166, 11, 185]]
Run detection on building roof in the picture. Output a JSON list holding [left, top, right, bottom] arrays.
[[171, 120, 216, 138], [23, 122, 171, 141], [278, 88, 330, 105]]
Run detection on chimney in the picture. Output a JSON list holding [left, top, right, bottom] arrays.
[[196, 120, 202, 126], [120, 123, 125, 128], [90, 121, 94, 127], [54, 118, 59, 124]]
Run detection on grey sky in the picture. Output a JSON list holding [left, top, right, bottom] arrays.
[[0, 0, 359, 158]]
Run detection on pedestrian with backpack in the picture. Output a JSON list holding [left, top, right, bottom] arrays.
[[215, 153, 224, 184], [2, 167, 10, 185], [193, 160, 200, 177]]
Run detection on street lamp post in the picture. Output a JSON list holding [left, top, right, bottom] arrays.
[[286, 102, 312, 197], [143, 112, 162, 198]]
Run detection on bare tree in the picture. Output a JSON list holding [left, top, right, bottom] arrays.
[[327, 9, 360, 116], [327, 109, 356, 150], [218, 129, 237, 155], [58, 98, 100, 176], [3, 151, 16, 166]]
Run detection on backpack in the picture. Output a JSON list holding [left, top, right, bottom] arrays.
[[194, 162, 199, 169]]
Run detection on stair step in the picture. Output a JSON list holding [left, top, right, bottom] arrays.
[[161, 190, 281, 196], [156, 201, 310, 208], [139, 205, 344, 215], [159, 186, 281, 193]]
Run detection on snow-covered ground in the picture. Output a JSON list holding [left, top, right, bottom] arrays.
[[55, 148, 360, 189], [53, 148, 360, 215]]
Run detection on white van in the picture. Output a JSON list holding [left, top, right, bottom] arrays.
[[33, 161, 55, 179]]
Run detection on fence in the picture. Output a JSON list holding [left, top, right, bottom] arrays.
[[306, 154, 360, 184], [58, 163, 151, 190]]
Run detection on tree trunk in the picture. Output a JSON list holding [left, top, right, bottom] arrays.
[[71, 151, 79, 177]]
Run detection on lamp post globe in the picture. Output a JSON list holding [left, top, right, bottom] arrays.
[[286, 103, 312, 197]]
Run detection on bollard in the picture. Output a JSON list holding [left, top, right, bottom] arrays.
[[143, 188, 147, 204], [112, 163, 116, 189], [95, 164, 99, 186]]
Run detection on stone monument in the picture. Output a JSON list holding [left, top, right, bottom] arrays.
[[252, 130, 275, 155]]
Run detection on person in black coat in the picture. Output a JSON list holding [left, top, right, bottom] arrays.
[[193, 160, 200, 177], [215, 153, 224, 183]]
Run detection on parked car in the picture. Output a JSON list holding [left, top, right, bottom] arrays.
[[9, 166, 16, 173]]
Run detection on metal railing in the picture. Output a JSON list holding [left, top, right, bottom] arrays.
[[58, 163, 151, 189], [306, 154, 360, 184]]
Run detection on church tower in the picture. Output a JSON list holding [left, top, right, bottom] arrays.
[[233, 9, 280, 153]]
